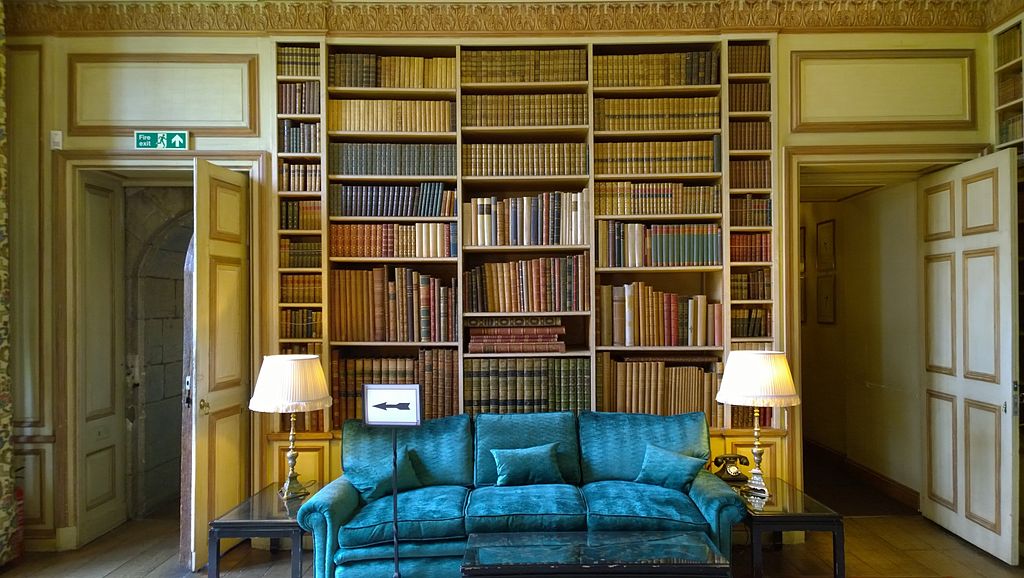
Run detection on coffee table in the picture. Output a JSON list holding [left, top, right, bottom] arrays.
[[461, 531, 731, 577]]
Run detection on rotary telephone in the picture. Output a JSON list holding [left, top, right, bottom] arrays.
[[713, 454, 749, 484]]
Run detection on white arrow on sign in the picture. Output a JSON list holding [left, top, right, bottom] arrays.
[[171, 134, 184, 147]]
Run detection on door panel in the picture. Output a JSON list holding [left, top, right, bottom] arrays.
[[918, 149, 1019, 564]]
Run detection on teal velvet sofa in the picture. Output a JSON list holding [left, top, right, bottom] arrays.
[[297, 411, 747, 578]]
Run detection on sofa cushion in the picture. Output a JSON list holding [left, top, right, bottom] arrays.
[[334, 538, 466, 565], [491, 442, 564, 486], [634, 443, 707, 493], [582, 480, 711, 533], [466, 485, 587, 533], [474, 412, 580, 486], [343, 414, 473, 489], [352, 445, 424, 501], [578, 411, 710, 483], [340, 485, 468, 548]]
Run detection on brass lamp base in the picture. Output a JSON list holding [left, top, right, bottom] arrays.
[[280, 413, 310, 501], [742, 406, 770, 500]]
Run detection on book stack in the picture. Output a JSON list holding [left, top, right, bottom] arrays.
[[728, 120, 771, 150], [328, 182, 456, 217], [279, 308, 323, 339], [997, 27, 1022, 67], [281, 411, 325, 433], [729, 83, 770, 112], [729, 159, 770, 189], [597, 284, 722, 347], [594, 182, 721, 216], [998, 72, 1023, 106], [280, 161, 322, 192], [730, 405, 773, 429], [594, 140, 719, 174], [280, 274, 322, 303], [730, 268, 771, 300], [278, 80, 321, 114], [594, 96, 720, 131], [279, 342, 323, 356], [595, 354, 724, 426], [463, 255, 589, 313], [730, 196, 771, 227], [597, 221, 722, 267], [327, 99, 456, 132], [466, 317, 566, 354], [730, 232, 771, 262], [1000, 112, 1023, 144], [593, 50, 720, 87], [462, 143, 588, 176], [329, 222, 457, 258], [329, 267, 456, 343], [279, 120, 321, 153], [728, 43, 770, 74], [463, 191, 588, 247], [462, 94, 588, 127], [461, 49, 587, 83], [463, 357, 591, 415], [328, 53, 456, 88], [279, 239, 321, 269], [329, 143, 456, 176], [731, 306, 771, 338], [277, 45, 320, 77], [280, 200, 322, 230]]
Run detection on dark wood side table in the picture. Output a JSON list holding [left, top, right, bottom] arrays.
[[741, 478, 844, 578], [208, 482, 318, 578]]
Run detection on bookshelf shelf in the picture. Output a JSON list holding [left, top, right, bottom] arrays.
[[592, 84, 721, 97], [329, 216, 457, 223], [728, 72, 772, 81], [463, 311, 592, 318], [593, 129, 721, 140], [731, 337, 774, 343], [730, 188, 772, 195], [277, 75, 320, 82], [279, 338, 324, 344], [278, 152, 322, 159], [997, 137, 1024, 149], [278, 191, 324, 198], [462, 175, 591, 185], [463, 350, 593, 359], [595, 173, 722, 182], [278, 229, 322, 235], [326, 130, 457, 143], [731, 299, 773, 305], [594, 213, 722, 221], [595, 266, 723, 273], [329, 175, 457, 183], [728, 149, 772, 156], [995, 55, 1023, 74], [279, 267, 323, 273], [461, 81, 589, 94], [277, 113, 322, 121], [328, 86, 457, 99], [279, 303, 324, 308], [330, 341, 460, 347], [731, 226, 773, 232], [328, 257, 458, 263], [729, 111, 771, 119], [461, 125, 589, 139], [730, 261, 773, 267], [596, 346, 725, 352], [462, 244, 590, 253], [997, 97, 1024, 112]]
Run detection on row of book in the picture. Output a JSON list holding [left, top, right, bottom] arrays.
[[594, 139, 720, 175], [328, 182, 457, 217], [281, 410, 325, 433], [730, 268, 772, 300], [732, 306, 771, 338], [598, 285, 722, 347], [279, 342, 323, 356], [730, 196, 772, 227], [996, 27, 1022, 67], [279, 120, 321, 154], [728, 44, 771, 74], [596, 222, 723, 268], [281, 273, 322, 303], [464, 357, 592, 415], [461, 49, 588, 84], [279, 80, 321, 115], [463, 255, 590, 313], [280, 161, 322, 193], [279, 308, 322, 339], [328, 143, 456, 176], [279, 239, 321, 269], [329, 350, 460, 426], [594, 182, 721, 216], [731, 405, 774, 429], [326, 99, 456, 133], [277, 45, 320, 77], [328, 53, 456, 89], [999, 112, 1023, 144], [463, 191, 589, 247], [466, 323, 566, 354], [729, 159, 771, 189], [593, 50, 720, 87], [728, 83, 770, 113], [280, 200, 322, 230], [593, 97, 720, 131], [595, 356, 724, 427], [730, 232, 771, 262], [461, 94, 588, 127], [329, 267, 457, 343], [998, 72, 1023, 107], [328, 223, 457, 258], [462, 143, 588, 177], [729, 120, 771, 151]]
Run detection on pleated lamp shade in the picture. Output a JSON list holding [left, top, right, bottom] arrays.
[[716, 351, 801, 407], [249, 354, 333, 414]]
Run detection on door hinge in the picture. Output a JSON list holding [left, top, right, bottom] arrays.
[[184, 375, 192, 408]]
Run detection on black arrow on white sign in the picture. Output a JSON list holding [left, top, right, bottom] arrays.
[[373, 402, 411, 411]]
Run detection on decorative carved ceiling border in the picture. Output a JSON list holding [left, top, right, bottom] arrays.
[[5, 0, 1008, 37]]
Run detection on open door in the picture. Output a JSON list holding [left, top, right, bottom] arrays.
[[188, 160, 251, 570], [919, 148, 1019, 564]]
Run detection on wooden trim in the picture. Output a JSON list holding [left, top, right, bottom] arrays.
[[209, 255, 244, 393], [925, 389, 958, 514], [924, 253, 956, 376], [804, 441, 920, 509], [14, 448, 49, 527], [960, 168, 999, 236], [12, 435, 58, 444], [80, 180, 119, 422], [208, 177, 244, 244], [67, 53, 259, 137], [83, 445, 117, 511], [791, 49, 976, 133], [207, 404, 244, 520], [276, 444, 327, 488], [962, 247, 1000, 383], [963, 399, 1001, 534], [923, 181, 955, 241]]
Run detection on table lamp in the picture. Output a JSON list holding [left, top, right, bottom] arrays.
[[716, 351, 800, 499], [249, 354, 332, 500]]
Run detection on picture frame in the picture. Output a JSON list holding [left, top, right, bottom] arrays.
[[817, 274, 836, 324], [816, 219, 836, 272]]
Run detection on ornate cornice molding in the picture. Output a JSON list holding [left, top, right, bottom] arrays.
[[4, 0, 998, 37]]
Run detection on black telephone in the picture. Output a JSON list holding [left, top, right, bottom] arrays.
[[713, 454, 749, 484]]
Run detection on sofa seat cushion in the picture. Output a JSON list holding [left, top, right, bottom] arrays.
[[340, 485, 468, 548], [466, 484, 586, 533], [334, 538, 466, 565], [582, 480, 711, 533]]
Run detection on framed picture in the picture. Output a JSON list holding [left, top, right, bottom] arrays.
[[817, 274, 836, 324], [799, 226, 806, 274], [816, 219, 836, 272]]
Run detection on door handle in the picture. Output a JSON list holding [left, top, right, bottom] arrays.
[[198, 398, 211, 416]]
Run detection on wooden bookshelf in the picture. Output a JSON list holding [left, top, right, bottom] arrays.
[[995, 21, 1024, 154]]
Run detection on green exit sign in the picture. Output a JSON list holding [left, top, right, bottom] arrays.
[[134, 130, 189, 150]]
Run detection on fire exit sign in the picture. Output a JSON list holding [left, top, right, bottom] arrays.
[[134, 130, 189, 150]]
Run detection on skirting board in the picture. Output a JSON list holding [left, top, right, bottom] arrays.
[[806, 440, 920, 510]]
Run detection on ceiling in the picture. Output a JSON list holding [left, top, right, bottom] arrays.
[[799, 161, 959, 203]]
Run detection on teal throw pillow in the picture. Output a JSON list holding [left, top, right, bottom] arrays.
[[490, 442, 565, 486], [358, 445, 424, 500], [634, 444, 706, 493]]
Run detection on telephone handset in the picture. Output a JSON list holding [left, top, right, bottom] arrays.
[[713, 453, 749, 483]]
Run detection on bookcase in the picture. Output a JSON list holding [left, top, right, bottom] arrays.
[[270, 37, 783, 444], [994, 21, 1024, 153]]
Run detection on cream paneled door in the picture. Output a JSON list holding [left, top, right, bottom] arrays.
[[919, 148, 1019, 564], [189, 160, 251, 571]]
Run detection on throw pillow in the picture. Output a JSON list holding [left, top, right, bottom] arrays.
[[490, 442, 565, 486], [634, 443, 707, 492], [355, 445, 424, 501]]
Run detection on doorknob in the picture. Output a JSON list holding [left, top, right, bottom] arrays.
[[198, 399, 211, 416]]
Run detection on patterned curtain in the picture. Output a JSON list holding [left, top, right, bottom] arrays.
[[0, 0, 14, 565]]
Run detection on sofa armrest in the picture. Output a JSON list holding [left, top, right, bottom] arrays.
[[688, 470, 748, 556], [298, 476, 361, 578]]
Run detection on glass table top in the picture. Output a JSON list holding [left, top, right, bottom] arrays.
[[211, 481, 319, 527], [742, 477, 838, 518], [463, 531, 729, 570]]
